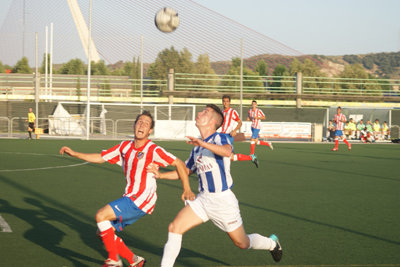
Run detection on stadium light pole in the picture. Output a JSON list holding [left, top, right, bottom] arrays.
[[140, 35, 143, 110], [86, 0, 92, 140], [35, 32, 39, 127], [45, 25, 48, 101], [240, 38, 243, 122], [49, 22, 53, 101]]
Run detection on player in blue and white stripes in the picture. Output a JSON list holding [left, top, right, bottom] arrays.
[[147, 104, 282, 267]]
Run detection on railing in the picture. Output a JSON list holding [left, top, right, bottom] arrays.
[[1, 73, 400, 102]]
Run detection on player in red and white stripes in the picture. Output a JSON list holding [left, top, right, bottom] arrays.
[[331, 106, 351, 151], [59, 111, 195, 267], [221, 95, 258, 167], [248, 100, 273, 155]]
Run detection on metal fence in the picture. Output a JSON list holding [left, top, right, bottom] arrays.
[[1, 73, 399, 102]]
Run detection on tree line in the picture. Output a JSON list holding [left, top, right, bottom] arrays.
[[0, 47, 396, 95]]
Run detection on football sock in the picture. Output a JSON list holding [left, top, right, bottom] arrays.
[[234, 154, 252, 161], [257, 140, 271, 147], [161, 232, 182, 267], [248, 233, 276, 251], [343, 138, 350, 147], [115, 236, 134, 264], [334, 139, 339, 149], [250, 141, 255, 154], [97, 221, 118, 261]]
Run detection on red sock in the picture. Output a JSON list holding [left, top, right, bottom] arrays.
[[100, 227, 118, 261], [257, 140, 270, 147], [116, 236, 134, 264], [343, 139, 350, 147], [334, 139, 339, 149], [235, 154, 252, 161], [250, 142, 255, 154]]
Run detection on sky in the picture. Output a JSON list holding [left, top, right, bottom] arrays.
[[193, 0, 400, 55], [0, 0, 399, 56]]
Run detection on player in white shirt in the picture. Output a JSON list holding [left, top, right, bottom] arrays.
[[148, 104, 282, 267], [247, 100, 273, 155], [221, 95, 259, 167], [59, 111, 195, 267]]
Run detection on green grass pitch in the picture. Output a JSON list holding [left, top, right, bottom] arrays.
[[0, 139, 399, 267]]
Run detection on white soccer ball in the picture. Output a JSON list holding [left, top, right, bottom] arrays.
[[154, 7, 180, 33]]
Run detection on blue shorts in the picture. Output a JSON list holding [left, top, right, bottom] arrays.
[[251, 127, 260, 139], [335, 130, 343, 137], [109, 197, 146, 232]]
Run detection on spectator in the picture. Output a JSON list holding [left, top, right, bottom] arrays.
[[348, 118, 357, 139], [382, 121, 391, 140], [373, 119, 381, 140], [361, 127, 375, 143], [344, 121, 351, 139], [366, 120, 373, 133], [327, 120, 336, 142], [356, 119, 365, 140]]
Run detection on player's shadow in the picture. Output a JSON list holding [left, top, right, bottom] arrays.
[[0, 198, 103, 266], [119, 232, 230, 267]]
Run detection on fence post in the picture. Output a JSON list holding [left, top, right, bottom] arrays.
[[168, 68, 174, 104], [296, 72, 302, 108]]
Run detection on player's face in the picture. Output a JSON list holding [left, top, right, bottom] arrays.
[[252, 102, 257, 109], [337, 108, 341, 114], [29, 108, 32, 112], [222, 98, 230, 110], [195, 107, 214, 128], [134, 115, 153, 140]]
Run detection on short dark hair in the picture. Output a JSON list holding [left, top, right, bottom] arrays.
[[134, 110, 155, 129], [222, 95, 231, 101], [252, 100, 257, 104], [206, 104, 224, 129]]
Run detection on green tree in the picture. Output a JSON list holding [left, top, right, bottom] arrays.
[[147, 46, 181, 80], [40, 54, 51, 74], [336, 64, 382, 95], [59, 58, 85, 75], [0, 61, 5, 73], [255, 60, 268, 76], [91, 60, 110, 75], [193, 54, 218, 87], [220, 58, 263, 92], [270, 64, 290, 92], [13, 57, 32, 73]]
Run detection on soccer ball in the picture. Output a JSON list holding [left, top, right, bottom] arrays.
[[154, 7, 180, 33]]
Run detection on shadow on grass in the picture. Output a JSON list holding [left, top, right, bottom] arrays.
[[0, 174, 228, 266]]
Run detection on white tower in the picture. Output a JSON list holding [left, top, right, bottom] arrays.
[[67, 0, 101, 62]]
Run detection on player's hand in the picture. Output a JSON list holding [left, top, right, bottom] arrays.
[[186, 136, 204, 147], [230, 130, 237, 137], [146, 163, 160, 178], [181, 190, 195, 202], [59, 146, 76, 157]]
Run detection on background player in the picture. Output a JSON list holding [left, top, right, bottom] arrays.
[[247, 100, 273, 154], [221, 95, 258, 167], [27, 107, 36, 139], [59, 111, 195, 267], [331, 106, 351, 151], [147, 104, 282, 267]]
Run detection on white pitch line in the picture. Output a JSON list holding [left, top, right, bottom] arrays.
[[0, 162, 88, 172], [0, 215, 12, 232]]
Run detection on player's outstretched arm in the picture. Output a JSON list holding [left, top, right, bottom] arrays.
[[59, 146, 105, 164], [186, 136, 231, 158], [170, 159, 195, 202]]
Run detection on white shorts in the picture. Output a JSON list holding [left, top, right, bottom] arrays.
[[187, 189, 243, 233]]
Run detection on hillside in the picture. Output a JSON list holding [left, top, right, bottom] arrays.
[[211, 51, 400, 79]]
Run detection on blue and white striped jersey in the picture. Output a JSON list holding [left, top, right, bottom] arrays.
[[185, 132, 233, 193]]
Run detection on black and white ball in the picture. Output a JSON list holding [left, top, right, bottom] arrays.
[[154, 7, 180, 33]]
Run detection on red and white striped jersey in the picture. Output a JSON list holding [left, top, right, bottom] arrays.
[[248, 108, 265, 129], [101, 139, 176, 214], [334, 113, 347, 131], [221, 108, 240, 134]]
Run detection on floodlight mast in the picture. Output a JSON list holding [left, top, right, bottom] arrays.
[[86, 0, 92, 140]]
